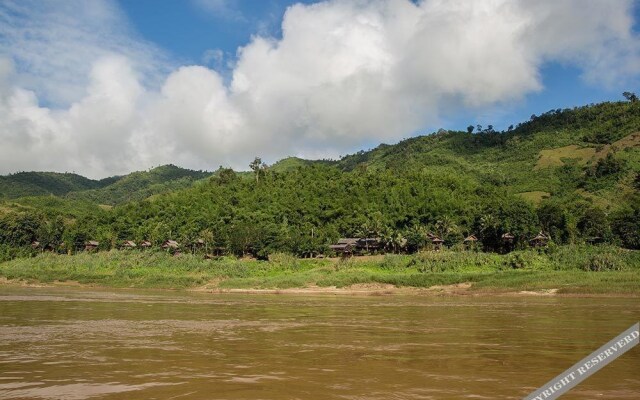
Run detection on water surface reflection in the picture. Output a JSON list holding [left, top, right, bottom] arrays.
[[0, 287, 638, 399]]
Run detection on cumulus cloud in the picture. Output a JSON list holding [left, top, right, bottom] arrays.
[[0, 0, 638, 178]]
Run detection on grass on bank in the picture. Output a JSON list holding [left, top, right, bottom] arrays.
[[0, 245, 638, 294]]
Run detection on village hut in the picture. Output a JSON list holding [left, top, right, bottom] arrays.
[[430, 236, 444, 250], [31, 241, 40, 249], [529, 232, 549, 247], [464, 235, 478, 243], [161, 240, 180, 250], [121, 240, 137, 249], [84, 240, 99, 251], [329, 238, 358, 257], [463, 235, 478, 250], [189, 238, 206, 253], [501, 233, 515, 243], [140, 240, 152, 249], [586, 236, 604, 245], [357, 237, 383, 253]]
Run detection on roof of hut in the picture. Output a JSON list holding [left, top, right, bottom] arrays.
[[464, 235, 478, 242], [123, 240, 137, 247], [140, 240, 152, 247], [501, 233, 515, 240], [162, 240, 179, 248], [431, 237, 444, 243], [85, 240, 99, 246], [530, 232, 548, 242], [329, 243, 354, 250], [336, 238, 359, 245]]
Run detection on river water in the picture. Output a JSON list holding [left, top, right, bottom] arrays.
[[0, 287, 638, 399]]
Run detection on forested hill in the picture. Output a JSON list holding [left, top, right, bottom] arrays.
[[0, 100, 639, 258], [0, 172, 104, 198], [0, 165, 211, 205]]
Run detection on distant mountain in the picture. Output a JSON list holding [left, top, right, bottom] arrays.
[[0, 172, 106, 199], [0, 100, 638, 254], [1, 100, 639, 212], [0, 165, 211, 205], [269, 157, 334, 172]]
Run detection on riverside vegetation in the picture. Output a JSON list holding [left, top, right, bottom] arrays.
[[0, 98, 639, 293], [0, 245, 638, 294]]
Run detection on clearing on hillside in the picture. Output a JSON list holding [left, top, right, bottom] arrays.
[[534, 132, 640, 170], [593, 132, 640, 160], [516, 191, 551, 204], [535, 145, 596, 170]]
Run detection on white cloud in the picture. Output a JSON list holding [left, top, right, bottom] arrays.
[[0, 0, 639, 178]]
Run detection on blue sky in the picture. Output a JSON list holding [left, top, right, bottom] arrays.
[[1, 0, 639, 177]]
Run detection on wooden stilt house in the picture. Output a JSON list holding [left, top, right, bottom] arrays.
[[84, 240, 99, 251], [529, 232, 549, 247]]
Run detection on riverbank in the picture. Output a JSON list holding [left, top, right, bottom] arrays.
[[0, 245, 638, 295]]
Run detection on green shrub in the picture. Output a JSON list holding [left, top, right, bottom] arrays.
[[380, 254, 410, 270], [505, 253, 529, 269], [268, 252, 300, 270], [583, 253, 624, 271]]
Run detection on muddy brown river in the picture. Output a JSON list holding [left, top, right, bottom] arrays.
[[0, 287, 638, 399]]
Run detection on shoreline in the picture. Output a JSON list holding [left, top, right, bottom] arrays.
[[1, 247, 638, 297], [2, 277, 639, 298]]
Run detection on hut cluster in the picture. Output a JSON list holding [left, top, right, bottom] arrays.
[[32, 232, 551, 258], [328, 238, 386, 256], [328, 231, 550, 257], [30, 238, 222, 258]]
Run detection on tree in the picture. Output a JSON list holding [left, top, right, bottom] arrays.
[[610, 206, 640, 249], [577, 207, 611, 241], [537, 203, 569, 244], [591, 153, 625, 178], [467, 125, 474, 134], [623, 91, 638, 102], [249, 157, 268, 184]]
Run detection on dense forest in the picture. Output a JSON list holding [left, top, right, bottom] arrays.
[[1, 99, 639, 262]]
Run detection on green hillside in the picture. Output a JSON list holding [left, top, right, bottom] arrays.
[[65, 164, 211, 205], [0, 165, 211, 206], [0, 172, 104, 199], [0, 100, 639, 262]]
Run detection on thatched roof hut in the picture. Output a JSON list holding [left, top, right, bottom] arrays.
[[530, 232, 549, 247], [330, 238, 357, 256], [140, 240, 152, 248], [463, 235, 478, 243], [84, 240, 99, 251], [31, 241, 40, 249], [501, 233, 515, 242], [122, 240, 137, 249], [161, 240, 179, 249], [430, 236, 444, 250], [586, 236, 603, 245], [337, 238, 359, 246]]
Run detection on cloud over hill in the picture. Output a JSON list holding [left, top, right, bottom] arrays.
[[0, 0, 638, 178]]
